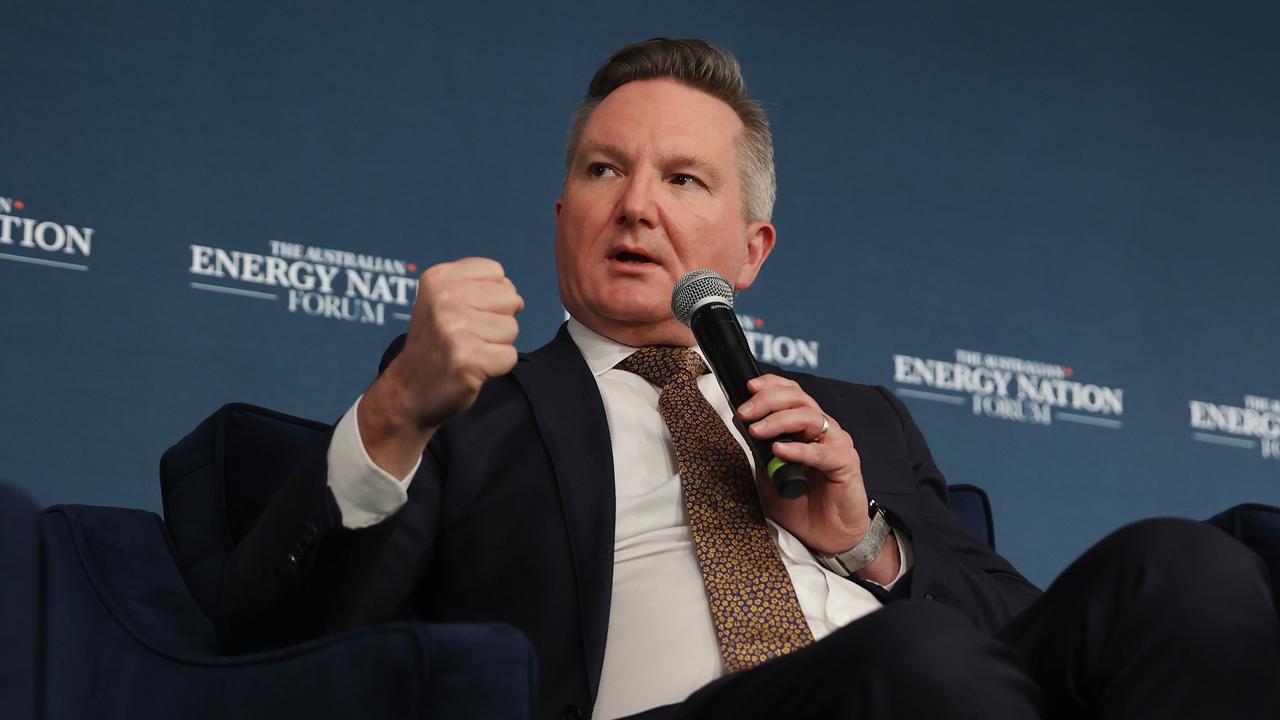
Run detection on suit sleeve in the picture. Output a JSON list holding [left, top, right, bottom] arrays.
[[215, 334, 441, 653], [871, 386, 1042, 633]]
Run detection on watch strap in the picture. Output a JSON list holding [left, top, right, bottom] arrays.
[[813, 502, 891, 576]]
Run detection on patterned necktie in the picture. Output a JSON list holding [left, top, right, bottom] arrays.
[[617, 345, 814, 672]]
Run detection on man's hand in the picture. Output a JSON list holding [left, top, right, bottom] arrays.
[[738, 374, 900, 583], [359, 258, 524, 478]]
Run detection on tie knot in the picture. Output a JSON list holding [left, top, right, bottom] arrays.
[[617, 345, 707, 388]]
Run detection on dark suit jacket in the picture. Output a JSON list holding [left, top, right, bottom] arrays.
[[217, 324, 1041, 720]]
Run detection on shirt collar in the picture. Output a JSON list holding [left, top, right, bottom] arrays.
[[566, 317, 708, 377]]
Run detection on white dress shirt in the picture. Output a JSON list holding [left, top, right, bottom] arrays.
[[325, 319, 912, 720]]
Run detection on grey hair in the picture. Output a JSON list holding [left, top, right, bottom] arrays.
[[564, 38, 776, 222]]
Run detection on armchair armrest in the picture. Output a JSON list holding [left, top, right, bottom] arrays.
[[40, 504, 535, 719], [1206, 503, 1280, 619]]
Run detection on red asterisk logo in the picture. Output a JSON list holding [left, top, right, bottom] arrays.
[[406, 262, 417, 273], [1064, 367, 1074, 378], [13, 199, 24, 211], [754, 318, 764, 328]]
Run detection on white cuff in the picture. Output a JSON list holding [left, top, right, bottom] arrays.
[[870, 529, 913, 591], [326, 395, 421, 529]]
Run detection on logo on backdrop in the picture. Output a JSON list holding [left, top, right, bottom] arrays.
[[188, 241, 418, 326], [0, 194, 95, 272], [736, 312, 820, 369], [1188, 394, 1280, 460], [892, 348, 1124, 429]]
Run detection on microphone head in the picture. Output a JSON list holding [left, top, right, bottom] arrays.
[[671, 269, 735, 326]]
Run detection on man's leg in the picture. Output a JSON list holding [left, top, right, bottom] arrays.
[[626, 600, 1044, 720], [999, 518, 1280, 719]]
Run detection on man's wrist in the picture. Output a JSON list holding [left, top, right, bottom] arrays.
[[813, 501, 891, 576], [855, 530, 902, 586], [368, 360, 426, 430], [359, 371, 437, 478], [327, 396, 418, 528]]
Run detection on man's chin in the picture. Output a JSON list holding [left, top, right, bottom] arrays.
[[587, 288, 673, 320], [597, 306, 671, 327], [570, 297, 679, 331]]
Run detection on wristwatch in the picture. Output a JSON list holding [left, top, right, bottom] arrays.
[[812, 500, 891, 576]]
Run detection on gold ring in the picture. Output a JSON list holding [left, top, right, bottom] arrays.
[[819, 415, 830, 437]]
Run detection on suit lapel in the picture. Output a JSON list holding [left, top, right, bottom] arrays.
[[512, 323, 615, 699]]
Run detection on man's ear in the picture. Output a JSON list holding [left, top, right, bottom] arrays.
[[733, 220, 776, 292]]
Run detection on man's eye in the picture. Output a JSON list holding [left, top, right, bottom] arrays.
[[670, 174, 703, 187], [589, 163, 617, 178]]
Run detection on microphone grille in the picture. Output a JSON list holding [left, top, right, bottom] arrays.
[[671, 269, 735, 326]]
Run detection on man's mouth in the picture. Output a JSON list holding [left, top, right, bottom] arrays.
[[613, 250, 656, 264]]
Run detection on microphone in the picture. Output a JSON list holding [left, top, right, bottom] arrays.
[[671, 269, 809, 499]]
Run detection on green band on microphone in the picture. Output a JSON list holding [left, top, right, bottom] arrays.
[[766, 456, 786, 478]]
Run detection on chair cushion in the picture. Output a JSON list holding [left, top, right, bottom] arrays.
[[160, 404, 332, 618]]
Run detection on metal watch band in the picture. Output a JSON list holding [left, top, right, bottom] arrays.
[[813, 503, 890, 576]]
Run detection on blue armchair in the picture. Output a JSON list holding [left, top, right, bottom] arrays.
[[9, 401, 539, 720]]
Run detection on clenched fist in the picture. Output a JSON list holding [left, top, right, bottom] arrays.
[[359, 257, 524, 477]]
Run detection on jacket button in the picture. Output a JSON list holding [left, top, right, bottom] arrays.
[[300, 522, 318, 544], [560, 704, 583, 720], [286, 552, 300, 570], [923, 592, 936, 601]]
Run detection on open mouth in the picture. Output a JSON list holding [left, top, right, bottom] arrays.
[[613, 250, 656, 264]]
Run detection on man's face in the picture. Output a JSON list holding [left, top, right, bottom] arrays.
[[554, 78, 775, 347]]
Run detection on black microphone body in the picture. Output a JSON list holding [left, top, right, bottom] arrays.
[[688, 300, 810, 499]]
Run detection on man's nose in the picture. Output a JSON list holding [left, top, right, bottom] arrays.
[[616, 175, 658, 229]]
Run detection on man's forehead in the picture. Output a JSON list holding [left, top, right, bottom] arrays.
[[581, 78, 743, 157]]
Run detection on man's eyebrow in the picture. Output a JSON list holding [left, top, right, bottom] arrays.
[[581, 141, 629, 163], [580, 141, 724, 186], [659, 153, 723, 186]]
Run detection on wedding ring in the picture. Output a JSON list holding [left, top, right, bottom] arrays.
[[819, 414, 830, 437]]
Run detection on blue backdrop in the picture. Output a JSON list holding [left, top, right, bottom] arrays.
[[2, 1, 1276, 587]]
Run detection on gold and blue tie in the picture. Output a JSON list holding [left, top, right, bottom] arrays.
[[618, 345, 814, 672]]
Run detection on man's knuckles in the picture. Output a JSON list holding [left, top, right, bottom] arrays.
[[443, 334, 516, 376], [419, 263, 452, 289], [453, 256, 505, 278], [479, 344, 519, 375], [751, 374, 797, 390], [421, 260, 506, 293]]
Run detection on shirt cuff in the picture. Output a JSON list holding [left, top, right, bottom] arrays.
[[869, 529, 913, 591], [326, 394, 421, 529]]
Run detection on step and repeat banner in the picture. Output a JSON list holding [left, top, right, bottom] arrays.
[[2, 2, 1276, 586]]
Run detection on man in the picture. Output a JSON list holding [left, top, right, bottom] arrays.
[[218, 38, 1279, 719]]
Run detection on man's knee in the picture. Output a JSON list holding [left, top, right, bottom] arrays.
[[828, 601, 1040, 716], [1027, 518, 1280, 716], [1096, 517, 1270, 595], [845, 601, 986, 673], [1079, 517, 1277, 648]]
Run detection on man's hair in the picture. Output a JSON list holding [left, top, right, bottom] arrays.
[[565, 38, 776, 222]]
